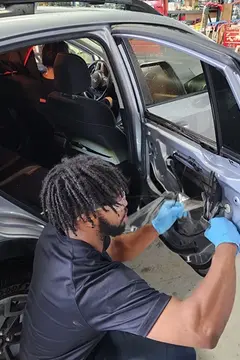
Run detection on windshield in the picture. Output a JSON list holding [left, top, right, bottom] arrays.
[[77, 38, 103, 54]]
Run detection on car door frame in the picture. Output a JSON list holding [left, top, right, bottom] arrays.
[[112, 25, 240, 150], [1, 14, 240, 265], [112, 25, 240, 221], [0, 12, 159, 273]]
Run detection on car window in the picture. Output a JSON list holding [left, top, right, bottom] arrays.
[[33, 40, 99, 71], [128, 38, 215, 143], [208, 65, 240, 154], [68, 43, 97, 65]]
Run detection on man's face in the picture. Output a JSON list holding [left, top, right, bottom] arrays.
[[97, 192, 128, 238]]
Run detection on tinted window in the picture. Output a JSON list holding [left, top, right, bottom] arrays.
[[33, 40, 99, 68], [209, 66, 240, 154], [68, 43, 97, 65], [129, 39, 215, 142]]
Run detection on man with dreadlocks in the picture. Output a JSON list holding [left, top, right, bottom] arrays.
[[20, 155, 240, 360]]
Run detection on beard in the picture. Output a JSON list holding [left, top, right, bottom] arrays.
[[98, 214, 126, 238]]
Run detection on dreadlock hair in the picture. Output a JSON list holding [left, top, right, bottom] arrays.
[[40, 155, 128, 235]]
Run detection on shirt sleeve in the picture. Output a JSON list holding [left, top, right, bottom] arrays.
[[75, 262, 171, 337]]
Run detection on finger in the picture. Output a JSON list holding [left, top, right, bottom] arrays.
[[163, 200, 176, 209], [176, 208, 187, 219], [174, 202, 184, 210], [174, 203, 185, 216], [174, 202, 184, 208], [171, 207, 184, 219], [204, 227, 212, 240]]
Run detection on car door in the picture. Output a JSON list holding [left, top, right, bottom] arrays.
[[112, 24, 240, 273]]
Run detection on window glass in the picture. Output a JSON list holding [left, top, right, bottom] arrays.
[[75, 38, 104, 55], [68, 43, 96, 65], [129, 38, 215, 142], [33, 39, 99, 70], [129, 39, 206, 104], [209, 66, 240, 154]]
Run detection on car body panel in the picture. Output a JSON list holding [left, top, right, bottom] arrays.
[[112, 24, 240, 68], [0, 3, 239, 269], [62, 25, 240, 236], [0, 195, 44, 241], [0, 8, 214, 45], [112, 26, 240, 232]]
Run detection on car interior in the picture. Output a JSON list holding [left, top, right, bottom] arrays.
[[0, 34, 232, 277], [0, 35, 226, 231], [0, 38, 142, 217]]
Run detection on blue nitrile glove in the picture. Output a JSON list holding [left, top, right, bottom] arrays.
[[152, 200, 186, 235], [204, 217, 240, 253]]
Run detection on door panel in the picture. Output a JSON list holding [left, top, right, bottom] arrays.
[[124, 180, 214, 275], [144, 120, 240, 274], [114, 29, 240, 273], [145, 120, 240, 218], [127, 118, 240, 275], [117, 32, 240, 223]]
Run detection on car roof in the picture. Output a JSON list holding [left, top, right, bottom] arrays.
[[0, 5, 239, 63], [0, 6, 200, 40]]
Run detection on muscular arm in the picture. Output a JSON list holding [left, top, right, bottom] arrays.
[[147, 243, 237, 349], [107, 224, 158, 262]]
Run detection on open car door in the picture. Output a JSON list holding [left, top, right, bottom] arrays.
[[113, 23, 240, 276]]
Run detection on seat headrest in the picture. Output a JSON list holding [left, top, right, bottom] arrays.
[[54, 53, 91, 95]]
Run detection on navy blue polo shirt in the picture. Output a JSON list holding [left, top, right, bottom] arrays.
[[20, 224, 172, 360]]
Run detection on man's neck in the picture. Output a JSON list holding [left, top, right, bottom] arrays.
[[68, 228, 104, 253]]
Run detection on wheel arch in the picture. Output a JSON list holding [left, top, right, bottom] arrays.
[[0, 237, 37, 263]]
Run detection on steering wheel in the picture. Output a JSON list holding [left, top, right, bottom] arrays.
[[85, 60, 111, 101]]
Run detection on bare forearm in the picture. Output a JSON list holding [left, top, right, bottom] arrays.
[[185, 244, 236, 346], [109, 224, 158, 262], [109, 200, 186, 262], [147, 218, 239, 350]]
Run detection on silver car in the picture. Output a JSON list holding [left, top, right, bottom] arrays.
[[0, 0, 239, 357]]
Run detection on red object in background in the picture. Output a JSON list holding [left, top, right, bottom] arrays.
[[179, 14, 186, 21], [24, 46, 34, 66], [204, 1, 223, 11], [144, 0, 168, 15], [223, 25, 240, 49], [129, 39, 161, 55]]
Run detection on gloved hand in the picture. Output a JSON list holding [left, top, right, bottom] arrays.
[[205, 217, 240, 253], [152, 200, 186, 235]]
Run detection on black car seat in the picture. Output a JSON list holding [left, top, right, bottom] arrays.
[[0, 145, 48, 213], [0, 47, 55, 165], [46, 53, 127, 165], [0, 47, 42, 105]]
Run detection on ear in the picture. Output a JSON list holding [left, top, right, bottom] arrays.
[[76, 214, 98, 229]]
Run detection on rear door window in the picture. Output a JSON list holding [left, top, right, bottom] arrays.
[[129, 38, 215, 143], [208, 65, 240, 154]]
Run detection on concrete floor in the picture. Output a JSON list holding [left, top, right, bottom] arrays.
[[127, 239, 240, 360]]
